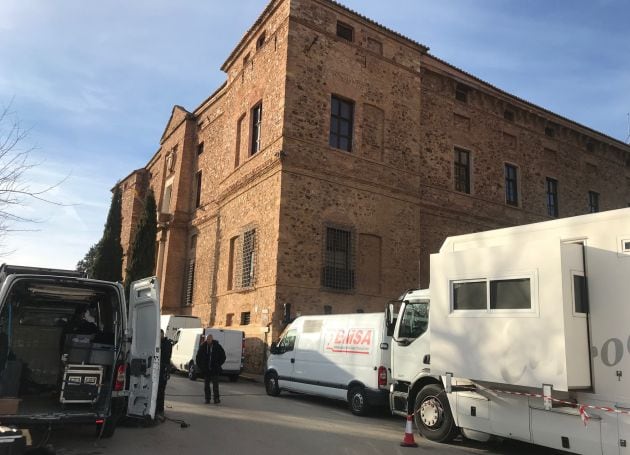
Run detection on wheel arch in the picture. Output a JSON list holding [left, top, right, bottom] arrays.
[[408, 376, 441, 414]]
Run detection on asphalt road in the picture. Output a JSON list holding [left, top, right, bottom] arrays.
[[36, 375, 564, 455]]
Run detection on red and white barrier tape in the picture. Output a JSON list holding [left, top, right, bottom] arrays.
[[470, 385, 630, 426]]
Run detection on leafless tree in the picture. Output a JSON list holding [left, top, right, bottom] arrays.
[[0, 100, 64, 251]]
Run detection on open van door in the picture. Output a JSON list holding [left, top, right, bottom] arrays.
[[127, 277, 161, 420]]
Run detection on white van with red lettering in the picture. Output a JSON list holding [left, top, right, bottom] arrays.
[[265, 312, 391, 415]]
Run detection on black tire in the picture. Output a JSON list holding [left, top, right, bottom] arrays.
[[228, 374, 239, 383], [188, 362, 197, 381], [348, 386, 369, 416], [413, 384, 459, 442], [96, 415, 117, 438], [264, 371, 280, 396]]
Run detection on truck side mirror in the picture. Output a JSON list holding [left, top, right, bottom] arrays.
[[385, 303, 397, 337]]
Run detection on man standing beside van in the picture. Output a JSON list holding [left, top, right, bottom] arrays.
[[195, 334, 226, 404]]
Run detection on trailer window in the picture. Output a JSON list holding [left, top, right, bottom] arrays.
[[398, 301, 429, 339], [573, 274, 588, 314], [490, 278, 531, 310], [453, 281, 486, 310]]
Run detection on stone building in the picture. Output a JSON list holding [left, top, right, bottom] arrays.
[[118, 0, 630, 372]]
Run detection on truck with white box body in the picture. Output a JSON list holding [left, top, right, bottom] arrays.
[[265, 312, 391, 415], [171, 327, 245, 381], [160, 314, 201, 342], [387, 208, 630, 454]]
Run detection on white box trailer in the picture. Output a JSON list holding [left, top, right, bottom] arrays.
[[387, 208, 630, 454]]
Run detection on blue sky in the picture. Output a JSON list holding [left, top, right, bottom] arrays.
[[0, 0, 628, 269]]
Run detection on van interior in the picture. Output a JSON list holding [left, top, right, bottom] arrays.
[[0, 278, 122, 418]]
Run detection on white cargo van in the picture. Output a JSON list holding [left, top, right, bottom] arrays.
[[0, 265, 161, 438], [171, 327, 244, 382], [160, 314, 201, 341], [265, 313, 391, 415]]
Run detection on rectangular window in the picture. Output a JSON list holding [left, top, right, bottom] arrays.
[[184, 260, 195, 306], [195, 171, 202, 208], [240, 311, 251, 326], [336, 21, 354, 42], [329, 95, 354, 152], [322, 227, 354, 290], [256, 32, 266, 50], [504, 110, 515, 122], [162, 184, 172, 213], [588, 191, 599, 213], [490, 278, 531, 310], [573, 275, 588, 314], [241, 229, 256, 288], [454, 148, 471, 193], [226, 313, 234, 327], [251, 103, 262, 155], [453, 281, 486, 310], [453, 278, 533, 311], [505, 164, 519, 206], [227, 236, 237, 291], [197, 142, 204, 155], [455, 83, 469, 103], [545, 126, 555, 138], [546, 178, 559, 217], [235, 114, 245, 167]]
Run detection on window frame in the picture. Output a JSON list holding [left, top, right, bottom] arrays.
[[455, 83, 469, 103], [546, 177, 559, 217], [505, 163, 519, 207], [454, 148, 471, 194], [194, 170, 202, 209], [450, 272, 538, 317], [241, 228, 257, 289], [322, 225, 355, 291], [250, 102, 263, 156], [336, 21, 354, 42], [240, 311, 251, 326], [329, 95, 354, 152], [588, 190, 599, 213]]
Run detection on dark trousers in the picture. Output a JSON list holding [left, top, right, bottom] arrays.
[[204, 372, 220, 401], [156, 373, 168, 413]]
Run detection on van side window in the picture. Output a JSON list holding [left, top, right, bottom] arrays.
[[398, 301, 429, 339], [277, 329, 297, 353]]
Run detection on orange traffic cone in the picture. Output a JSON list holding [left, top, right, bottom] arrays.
[[400, 414, 418, 447]]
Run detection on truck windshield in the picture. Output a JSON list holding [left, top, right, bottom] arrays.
[[398, 300, 429, 339]]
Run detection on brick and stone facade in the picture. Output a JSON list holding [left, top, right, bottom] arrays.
[[117, 0, 630, 372]]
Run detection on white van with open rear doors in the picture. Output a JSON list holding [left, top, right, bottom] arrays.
[[0, 265, 161, 438], [265, 312, 391, 415]]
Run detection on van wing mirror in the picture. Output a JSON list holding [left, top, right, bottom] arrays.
[[269, 341, 279, 355], [386, 300, 400, 337]]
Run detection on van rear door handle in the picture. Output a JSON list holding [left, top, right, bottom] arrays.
[[290, 358, 295, 364]]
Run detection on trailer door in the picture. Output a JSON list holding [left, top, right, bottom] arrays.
[[127, 277, 161, 420]]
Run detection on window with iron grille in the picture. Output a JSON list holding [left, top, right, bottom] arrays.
[[588, 191, 599, 213], [322, 227, 354, 290], [251, 103, 263, 155], [195, 171, 202, 208], [226, 313, 234, 327], [455, 83, 469, 103], [546, 178, 558, 217], [454, 148, 471, 193], [240, 312, 251, 325], [184, 260, 195, 306], [336, 21, 354, 42], [241, 229, 256, 288], [329, 95, 354, 152], [505, 164, 519, 206]]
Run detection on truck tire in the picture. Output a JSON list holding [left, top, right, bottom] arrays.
[[414, 384, 458, 442], [264, 372, 280, 396], [348, 386, 369, 416], [188, 362, 197, 381]]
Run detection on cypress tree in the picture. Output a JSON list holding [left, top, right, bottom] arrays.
[[93, 186, 123, 282], [125, 189, 157, 292]]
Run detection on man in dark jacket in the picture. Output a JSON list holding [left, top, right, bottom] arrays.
[[195, 334, 226, 404]]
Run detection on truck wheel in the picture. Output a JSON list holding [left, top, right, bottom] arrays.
[[188, 362, 197, 381], [96, 416, 117, 438], [265, 372, 280, 396], [414, 384, 459, 442], [348, 386, 369, 416], [228, 374, 239, 383]]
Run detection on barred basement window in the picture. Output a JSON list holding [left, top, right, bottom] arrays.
[[322, 227, 354, 290], [241, 229, 257, 288], [240, 312, 251, 325], [184, 260, 195, 306]]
